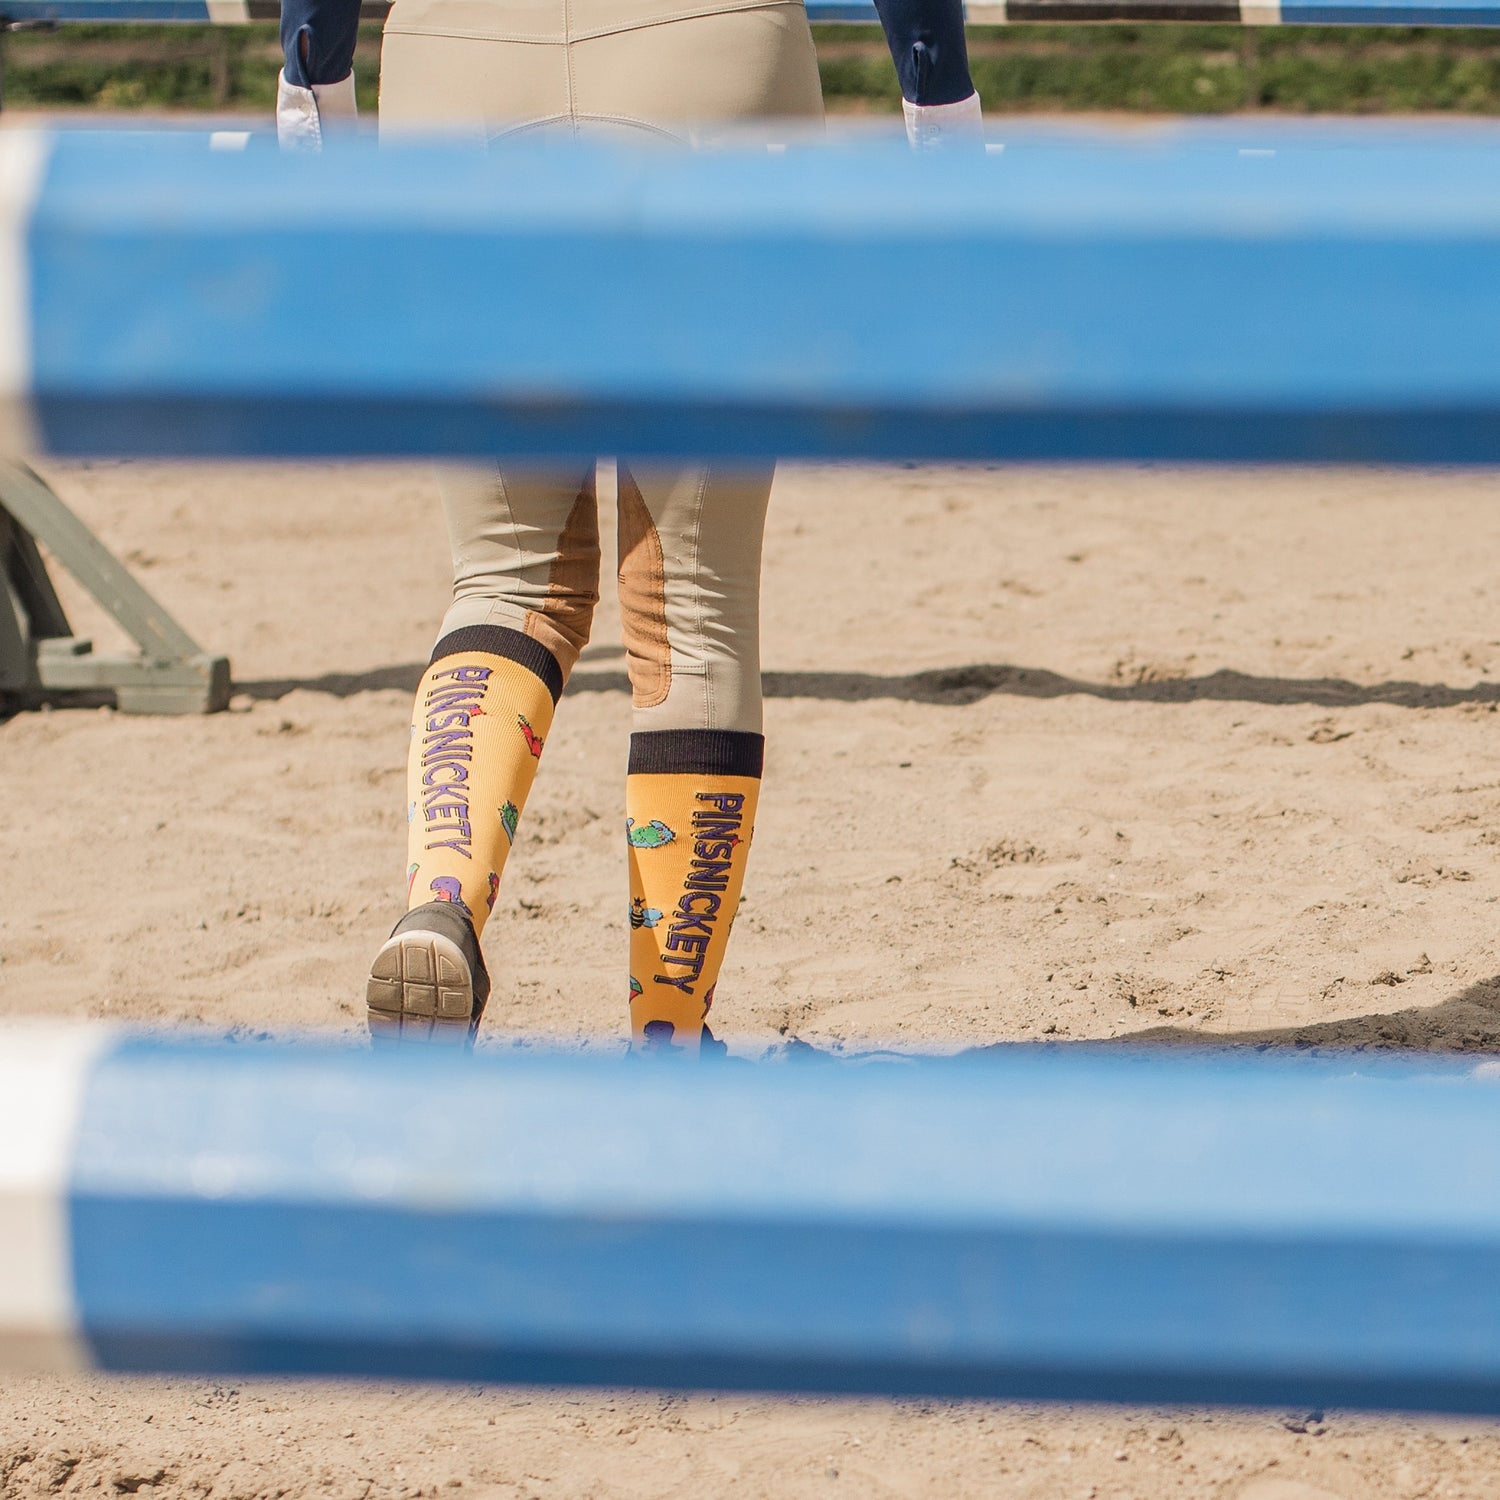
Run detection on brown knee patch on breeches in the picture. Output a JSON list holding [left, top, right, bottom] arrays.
[[616, 467, 672, 709], [521, 475, 600, 676]]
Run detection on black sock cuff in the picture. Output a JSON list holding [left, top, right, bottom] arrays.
[[628, 729, 764, 779], [430, 624, 563, 705]]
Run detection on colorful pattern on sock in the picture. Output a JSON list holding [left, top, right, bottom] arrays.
[[405, 624, 561, 937], [626, 729, 763, 1057]]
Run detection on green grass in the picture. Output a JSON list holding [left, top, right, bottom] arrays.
[[817, 21, 1500, 114], [0, 22, 384, 111], [8, 20, 1500, 115]]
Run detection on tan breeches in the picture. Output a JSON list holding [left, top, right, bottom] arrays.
[[379, 0, 822, 734], [438, 462, 773, 733], [378, 0, 824, 144]]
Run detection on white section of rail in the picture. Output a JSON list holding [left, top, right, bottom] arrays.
[[0, 132, 48, 459], [0, 1025, 110, 1370]]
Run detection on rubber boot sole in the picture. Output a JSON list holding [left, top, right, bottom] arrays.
[[366, 929, 475, 1045]]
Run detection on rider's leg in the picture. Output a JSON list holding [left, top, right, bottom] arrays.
[[618, 461, 773, 1056], [367, 462, 599, 1043]]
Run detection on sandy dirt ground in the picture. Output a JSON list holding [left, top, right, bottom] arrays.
[[6, 459, 1500, 1496]]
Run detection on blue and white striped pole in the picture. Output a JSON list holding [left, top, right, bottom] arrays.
[[9, 1022, 1500, 1411], [0, 1026, 107, 1371], [10, 127, 1500, 466]]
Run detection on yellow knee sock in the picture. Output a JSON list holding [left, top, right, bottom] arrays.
[[626, 730, 762, 1056], [406, 625, 562, 936]]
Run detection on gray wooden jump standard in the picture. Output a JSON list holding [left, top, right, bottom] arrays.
[[0, 461, 229, 715]]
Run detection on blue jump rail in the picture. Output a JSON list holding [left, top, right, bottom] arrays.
[[6, 1024, 1500, 1409], [9, 126, 1500, 465], [6, 0, 1500, 26]]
